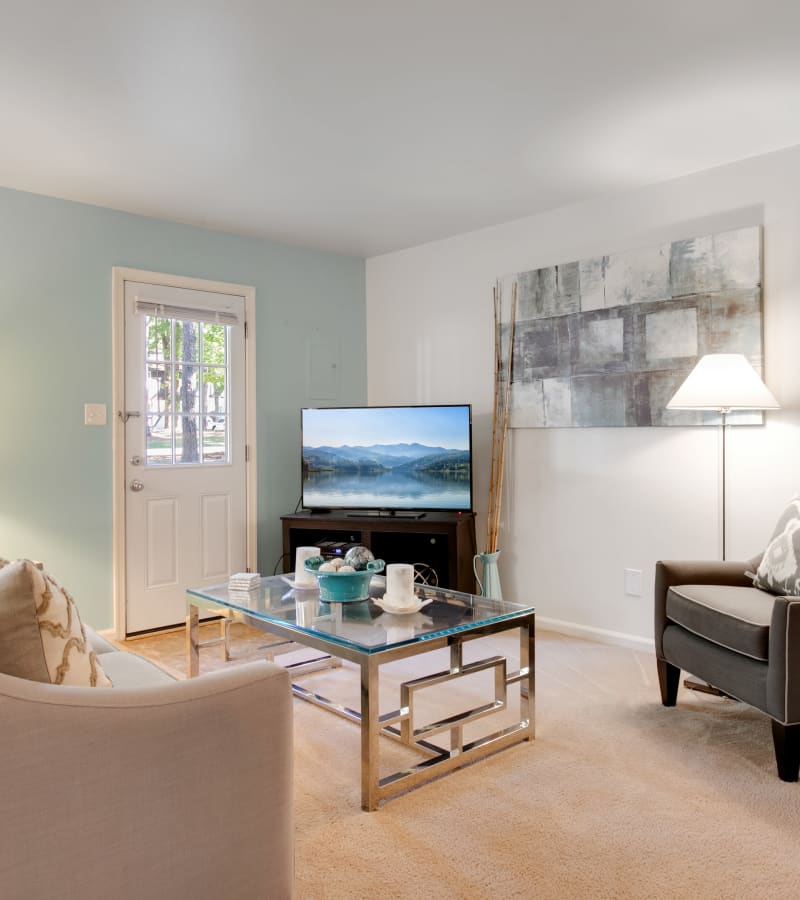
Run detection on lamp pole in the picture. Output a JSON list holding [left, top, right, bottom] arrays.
[[720, 407, 729, 561], [667, 354, 779, 563]]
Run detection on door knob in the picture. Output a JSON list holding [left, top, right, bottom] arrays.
[[129, 479, 144, 492]]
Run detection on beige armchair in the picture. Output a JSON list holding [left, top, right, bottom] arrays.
[[0, 648, 294, 900]]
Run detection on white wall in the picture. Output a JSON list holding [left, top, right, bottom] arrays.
[[365, 145, 800, 647]]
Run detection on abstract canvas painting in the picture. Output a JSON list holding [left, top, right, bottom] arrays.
[[507, 226, 763, 428]]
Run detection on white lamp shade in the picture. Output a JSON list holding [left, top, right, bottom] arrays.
[[667, 354, 779, 411]]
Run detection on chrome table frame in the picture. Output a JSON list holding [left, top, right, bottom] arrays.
[[186, 592, 535, 811]]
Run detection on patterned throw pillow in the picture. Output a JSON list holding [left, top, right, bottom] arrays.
[[0, 559, 112, 686], [753, 498, 800, 597]]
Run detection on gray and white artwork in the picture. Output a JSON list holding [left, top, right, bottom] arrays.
[[507, 226, 763, 428]]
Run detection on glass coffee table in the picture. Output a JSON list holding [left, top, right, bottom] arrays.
[[186, 574, 535, 810]]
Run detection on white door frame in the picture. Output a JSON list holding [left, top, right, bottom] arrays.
[[111, 267, 257, 640]]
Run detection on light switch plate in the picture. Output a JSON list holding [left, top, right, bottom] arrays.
[[84, 403, 107, 426]]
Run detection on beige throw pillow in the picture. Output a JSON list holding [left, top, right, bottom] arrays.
[[0, 559, 112, 686]]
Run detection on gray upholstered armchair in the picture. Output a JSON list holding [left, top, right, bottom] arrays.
[[655, 558, 800, 781]]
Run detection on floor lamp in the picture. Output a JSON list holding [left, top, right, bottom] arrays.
[[667, 354, 779, 561]]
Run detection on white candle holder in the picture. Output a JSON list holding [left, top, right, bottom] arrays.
[[385, 563, 415, 601], [294, 547, 319, 586]]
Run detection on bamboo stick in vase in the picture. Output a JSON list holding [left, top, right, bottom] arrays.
[[486, 282, 500, 552], [490, 283, 517, 553]]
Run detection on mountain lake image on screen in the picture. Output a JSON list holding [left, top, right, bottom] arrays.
[[301, 405, 473, 511]]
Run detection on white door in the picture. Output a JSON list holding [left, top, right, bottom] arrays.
[[123, 280, 248, 633]]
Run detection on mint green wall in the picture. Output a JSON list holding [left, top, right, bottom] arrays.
[[0, 187, 366, 629]]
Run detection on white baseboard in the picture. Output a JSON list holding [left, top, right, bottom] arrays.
[[537, 616, 655, 653]]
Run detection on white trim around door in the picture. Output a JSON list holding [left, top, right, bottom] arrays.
[[111, 267, 257, 639]]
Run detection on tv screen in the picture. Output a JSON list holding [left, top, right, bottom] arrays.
[[301, 404, 473, 513]]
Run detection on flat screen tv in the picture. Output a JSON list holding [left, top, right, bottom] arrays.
[[301, 404, 473, 514]]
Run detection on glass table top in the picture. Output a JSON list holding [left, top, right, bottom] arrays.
[[187, 574, 535, 655]]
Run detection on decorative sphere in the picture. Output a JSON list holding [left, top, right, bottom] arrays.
[[318, 562, 336, 572], [345, 545, 374, 570], [338, 565, 356, 573]]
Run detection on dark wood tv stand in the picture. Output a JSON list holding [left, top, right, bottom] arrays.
[[281, 511, 477, 594]]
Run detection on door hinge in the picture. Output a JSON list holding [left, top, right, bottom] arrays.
[[245, 444, 250, 462], [244, 321, 249, 339]]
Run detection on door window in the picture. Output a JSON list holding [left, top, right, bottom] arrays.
[[144, 316, 230, 466]]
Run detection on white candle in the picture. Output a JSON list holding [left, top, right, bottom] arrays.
[[386, 563, 414, 600], [294, 546, 319, 586]]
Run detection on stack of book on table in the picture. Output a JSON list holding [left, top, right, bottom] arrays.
[[228, 572, 261, 600]]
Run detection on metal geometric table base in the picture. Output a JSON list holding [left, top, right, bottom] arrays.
[[187, 604, 535, 810]]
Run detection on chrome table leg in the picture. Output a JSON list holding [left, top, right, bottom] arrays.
[[361, 656, 380, 811], [186, 604, 200, 678]]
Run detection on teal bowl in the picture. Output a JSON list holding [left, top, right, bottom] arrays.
[[304, 556, 385, 602]]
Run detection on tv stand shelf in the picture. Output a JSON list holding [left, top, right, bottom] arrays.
[[281, 511, 477, 594]]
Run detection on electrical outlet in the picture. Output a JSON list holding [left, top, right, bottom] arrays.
[[624, 568, 642, 597], [84, 403, 107, 426]]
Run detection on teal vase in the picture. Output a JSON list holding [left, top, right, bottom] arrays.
[[473, 550, 503, 599]]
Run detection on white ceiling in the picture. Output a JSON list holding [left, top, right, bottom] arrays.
[[3, 1, 800, 258]]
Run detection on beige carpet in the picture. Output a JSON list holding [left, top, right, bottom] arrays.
[[122, 623, 800, 899]]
